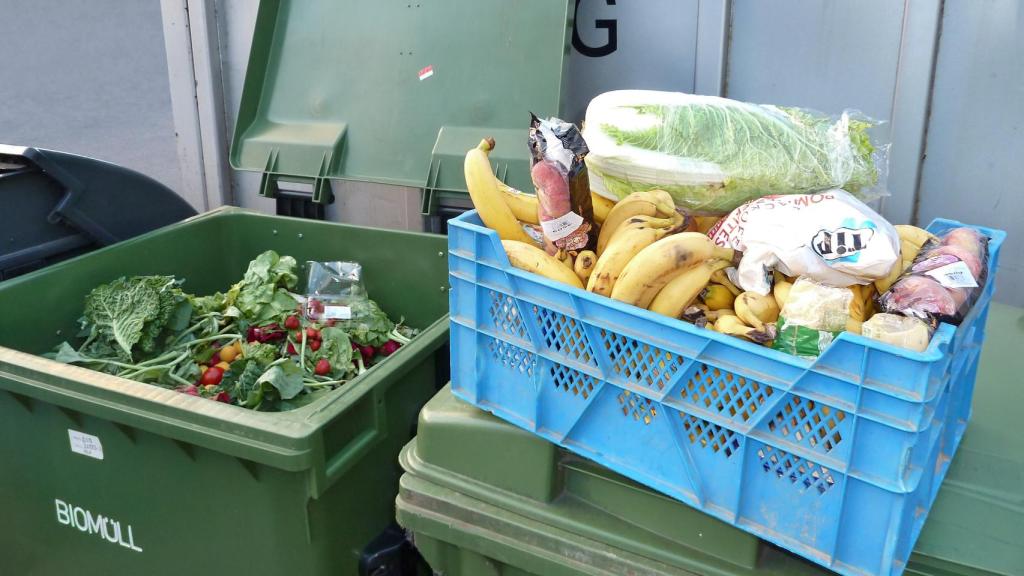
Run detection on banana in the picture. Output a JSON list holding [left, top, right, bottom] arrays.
[[714, 315, 777, 344], [707, 308, 736, 321], [885, 225, 939, 288], [465, 139, 537, 244], [591, 191, 616, 225], [846, 319, 863, 335], [502, 240, 584, 289], [895, 225, 938, 252], [611, 233, 735, 309], [574, 250, 597, 283], [874, 258, 904, 294], [735, 291, 781, 331], [495, 180, 540, 225], [710, 270, 741, 296], [596, 191, 677, 255], [587, 225, 675, 296], [773, 281, 792, 311], [701, 284, 735, 311], [694, 215, 722, 234], [848, 286, 866, 323], [648, 260, 719, 318], [554, 249, 575, 270]]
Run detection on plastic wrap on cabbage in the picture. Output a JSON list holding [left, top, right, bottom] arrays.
[[582, 90, 889, 214]]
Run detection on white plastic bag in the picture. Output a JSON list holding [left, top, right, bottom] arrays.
[[709, 190, 899, 294]]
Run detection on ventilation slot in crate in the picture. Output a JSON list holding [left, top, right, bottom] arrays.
[[682, 364, 775, 424], [618, 390, 658, 425], [534, 307, 596, 366], [599, 330, 684, 391], [680, 413, 740, 459], [487, 291, 527, 340], [551, 365, 597, 400], [766, 397, 846, 455], [757, 446, 836, 495], [488, 339, 535, 377]]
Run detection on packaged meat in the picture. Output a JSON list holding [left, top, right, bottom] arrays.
[[528, 115, 595, 252], [878, 227, 989, 325]]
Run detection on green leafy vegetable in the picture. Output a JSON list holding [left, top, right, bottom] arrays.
[[334, 299, 395, 347], [583, 91, 886, 214], [256, 362, 304, 401], [81, 275, 187, 360]]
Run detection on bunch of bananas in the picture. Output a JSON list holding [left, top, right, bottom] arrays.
[[464, 138, 618, 286], [467, 140, 938, 351]]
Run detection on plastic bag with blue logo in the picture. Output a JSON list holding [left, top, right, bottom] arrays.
[[708, 189, 899, 295]]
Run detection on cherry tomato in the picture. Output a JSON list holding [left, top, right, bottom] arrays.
[[309, 339, 321, 351], [314, 359, 331, 375], [200, 366, 224, 386], [214, 361, 231, 371], [219, 345, 238, 363], [284, 315, 301, 330]]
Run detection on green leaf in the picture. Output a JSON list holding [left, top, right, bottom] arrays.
[[52, 342, 92, 364], [316, 327, 353, 374], [334, 299, 395, 347], [256, 361, 304, 400], [240, 341, 280, 367], [82, 276, 182, 359]]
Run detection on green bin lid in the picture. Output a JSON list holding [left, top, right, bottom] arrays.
[[230, 0, 571, 199]]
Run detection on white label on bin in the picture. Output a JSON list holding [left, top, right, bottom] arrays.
[[540, 211, 585, 242], [324, 305, 352, 320], [68, 429, 104, 460], [925, 261, 978, 288], [55, 498, 143, 552]]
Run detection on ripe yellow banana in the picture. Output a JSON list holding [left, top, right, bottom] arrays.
[[710, 270, 741, 296], [694, 215, 722, 234], [884, 225, 939, 289], [848, 286, 867, 323], [702, 284, 735, 311], [714, 314, 776, 344], [495, 180, 540, 225], [554, 249, 575, 270], [611, 233, 735, 309], [773, 281, 792, 310], [596, 191, 677, 255], [874, 258, 904, 294], [648, 260, 720, 318], [465, 139, 537, 244], [587, 225, 675, 296], [591, 191, 616, 225], [846, 319, 863, 334], [735, 291, 781, 331], [895, 225, 938, 252], [574, 250, 597, 283], [502, 240, 584, 289]]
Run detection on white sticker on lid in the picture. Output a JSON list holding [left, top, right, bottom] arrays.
[[68, 430, 103, 460], [539, 211, 585, 242], [924, 261, 979, 289], [324, 305, 352, 320]]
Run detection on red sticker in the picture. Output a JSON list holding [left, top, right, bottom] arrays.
[[418, 65, 434, 81]]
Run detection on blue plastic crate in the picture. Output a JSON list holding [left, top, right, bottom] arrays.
[[448, 210, 1005, 576]]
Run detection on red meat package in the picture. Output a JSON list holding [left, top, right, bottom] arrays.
[[528, 115, 595, 253], [878, 227, 989, 325]]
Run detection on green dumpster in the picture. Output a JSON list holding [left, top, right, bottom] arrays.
[[0, 0, 574, 572], [0, 208, 451, 576], [396, 303, 1024, 576]]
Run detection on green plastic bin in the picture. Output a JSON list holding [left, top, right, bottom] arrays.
[[396, 303, 1024, 576], [0, 207, 450, 576]]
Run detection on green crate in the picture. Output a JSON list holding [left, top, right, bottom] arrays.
[[0, 207, 450, 576], [398, 300, 1024, 576]]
